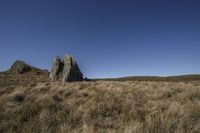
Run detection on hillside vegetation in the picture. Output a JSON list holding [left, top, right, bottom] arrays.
[[0, 72, 200, 133], [96, 75, 200, 82]]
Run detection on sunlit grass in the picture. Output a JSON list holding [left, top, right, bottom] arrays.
[[0, 72, 200, 132]]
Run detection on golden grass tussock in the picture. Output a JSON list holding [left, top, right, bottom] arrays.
[[0, 78, 200, 132]]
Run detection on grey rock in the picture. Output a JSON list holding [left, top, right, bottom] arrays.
[[49, 55, 83, 82], [50, 56, 62, 81], [8, 60, 39, 74], [62, 55, 83, 82]]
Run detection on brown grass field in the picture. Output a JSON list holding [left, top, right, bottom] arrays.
[[0, 72, 200, 133]]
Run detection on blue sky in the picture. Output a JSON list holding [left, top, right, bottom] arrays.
[[0, 0, 200, 78]]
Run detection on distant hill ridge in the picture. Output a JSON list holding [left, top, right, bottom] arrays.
[[96, 75, 200, 82]]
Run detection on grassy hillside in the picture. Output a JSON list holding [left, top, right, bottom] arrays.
[[0, 72, 200, 132], [0, 71, 49, 88], [96, 74, 200, 82]]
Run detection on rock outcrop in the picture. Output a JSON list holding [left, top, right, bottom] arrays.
[[62, 56, 83, 82], [49, 57, 62, 80], [8, 60, 40, 74], [50, 55, 83, 82]]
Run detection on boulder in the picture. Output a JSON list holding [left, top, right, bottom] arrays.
[[62, 55, 83, 82], [49, 56, 62, 81], [49, 55, 83, 82]]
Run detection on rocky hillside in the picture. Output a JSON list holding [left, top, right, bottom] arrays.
[[0, 60, 49, 88], [7, 60, 46, 74]]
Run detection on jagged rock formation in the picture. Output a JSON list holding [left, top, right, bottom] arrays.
[[8, 60, 41, 74], [62, 56, 83, 82], [50, 55, 83, 82], [49, 57, 62, 80]]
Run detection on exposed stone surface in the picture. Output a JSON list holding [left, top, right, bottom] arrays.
[[49, 56, 62, 80], [50, 55, 83, 82], [8, 60, 35, 74], [9, 60, 30, 74], [62, 55, 83, 82], [8, 60, 47, 74]]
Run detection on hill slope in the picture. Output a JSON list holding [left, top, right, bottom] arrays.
[[96, 74, 200, 82], [0, 72, 200, 132]]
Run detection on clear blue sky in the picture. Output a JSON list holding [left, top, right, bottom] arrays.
[[0, 0, 200, 78]]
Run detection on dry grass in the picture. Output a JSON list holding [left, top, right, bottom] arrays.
[[0, 73, 200, 133]]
